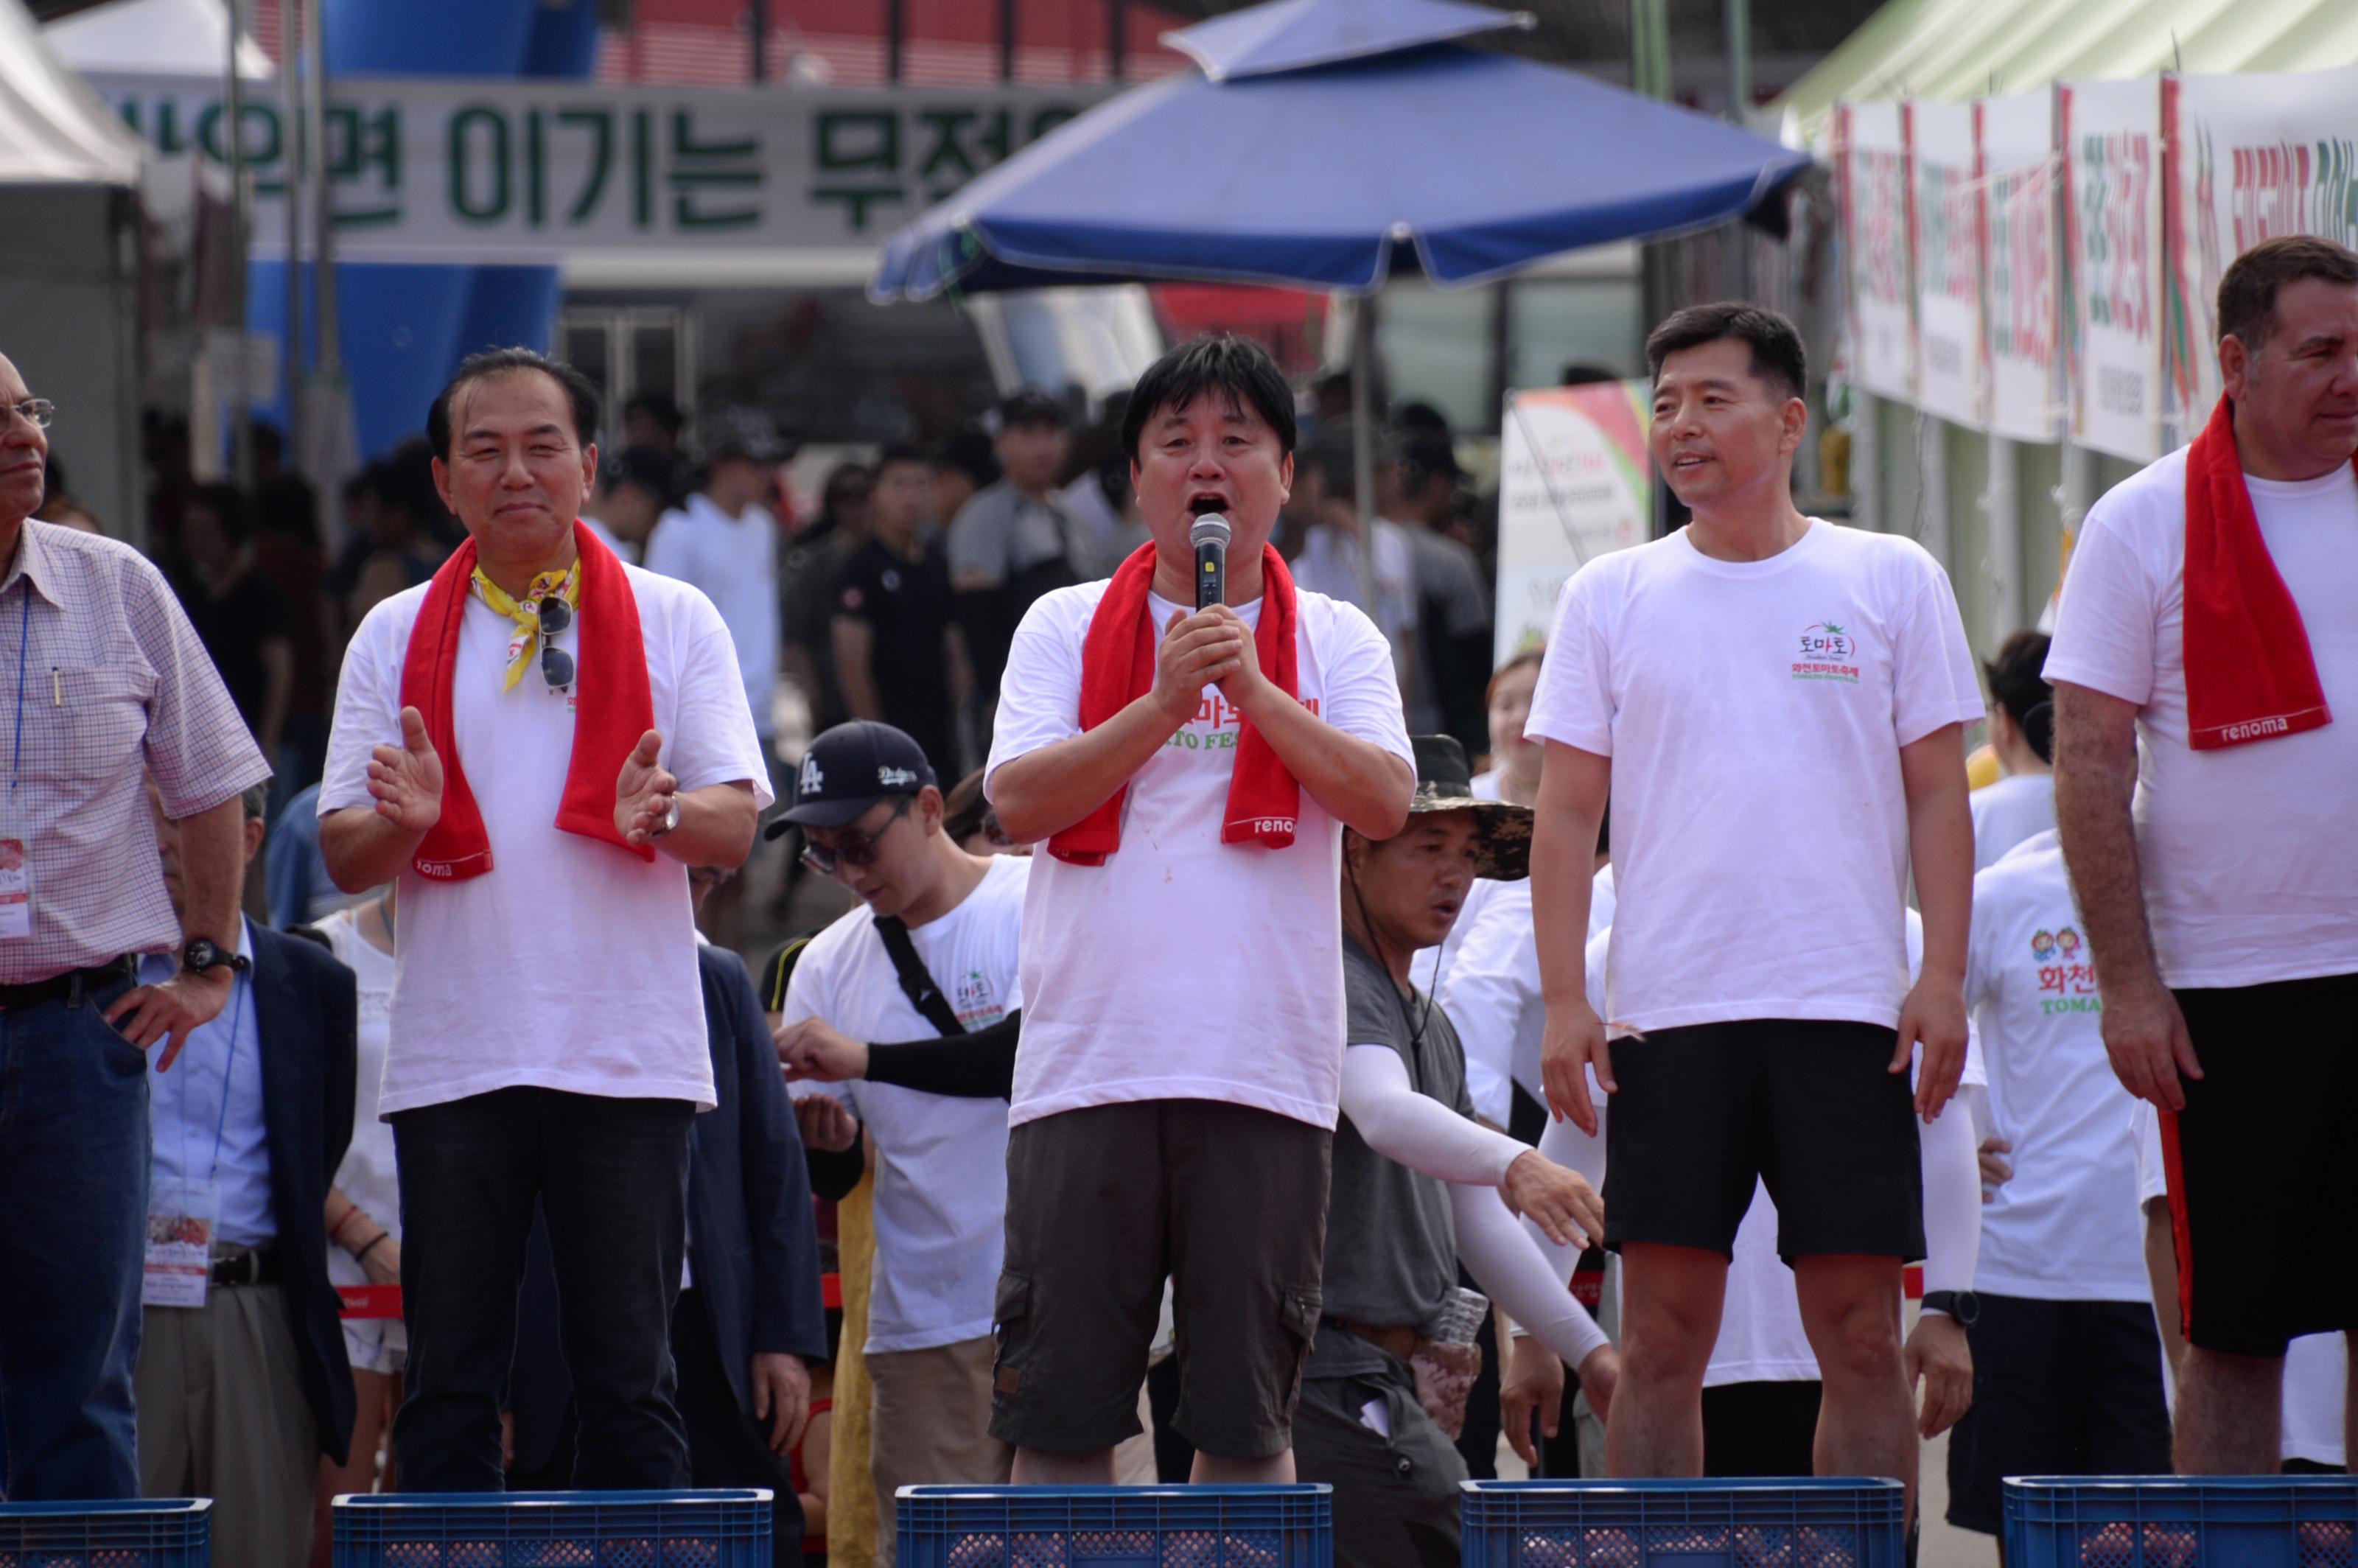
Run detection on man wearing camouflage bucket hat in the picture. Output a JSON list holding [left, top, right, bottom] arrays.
[[1296, 735, 1620, 1568]]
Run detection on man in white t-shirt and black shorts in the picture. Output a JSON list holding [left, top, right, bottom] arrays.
[[984, 336, 1416, 1484], [319, 349, 770, 1491], [2047, 234, 2358, 1473], [1525, 304, 1984, 1505]]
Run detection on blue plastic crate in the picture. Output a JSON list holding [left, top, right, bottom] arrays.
[[2004, 1476, 2358, 1568], [0, 1498, 211, 1567], [331, 1489, 771, 1568], [1461, 1479, 1908, 1568], [896, 1484, 1331, 1568]]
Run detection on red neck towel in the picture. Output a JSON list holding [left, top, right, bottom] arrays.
[[399, 520, 656, 881], [1047, 541, 1301, 867], [2182, 396, 2337, 750]]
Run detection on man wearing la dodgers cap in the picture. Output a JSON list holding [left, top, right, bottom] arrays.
[[767, 720, 1031, 1563]]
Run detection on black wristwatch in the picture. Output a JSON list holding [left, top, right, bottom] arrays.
[[181, 938, 251, 977], [1920, 1289, 1979, 1326]]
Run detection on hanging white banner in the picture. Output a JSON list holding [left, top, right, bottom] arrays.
[[1977, 89, 2062, 443], [1839, 99, 1914, 402], [2060, 76, 2165, 462], [1908, 99, 1983, 427], [2168, 64, 2358, 424], [1494, 382, 1652, 667]]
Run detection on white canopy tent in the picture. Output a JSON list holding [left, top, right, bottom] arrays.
[[45, 0, 274, 81]]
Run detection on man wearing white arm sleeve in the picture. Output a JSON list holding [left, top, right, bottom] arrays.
[[1528, 913, 1982, 1473], [1295, 738, 1614, 1568]]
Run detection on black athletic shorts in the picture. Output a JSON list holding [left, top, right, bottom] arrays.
[[2166, 972, 2358, 1356], [1942, 1295, 2171, 1534], [990, 1099, 1332, 1460], [1604, 1018, 1923, 1261]]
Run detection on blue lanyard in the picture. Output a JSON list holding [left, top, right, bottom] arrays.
[[10, 585, 27, 795], [172, 961, 245, 1188]]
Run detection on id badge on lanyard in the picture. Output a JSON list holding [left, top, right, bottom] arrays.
[[143, 976, 243, 1308], [144, 1178, 218, 1308]]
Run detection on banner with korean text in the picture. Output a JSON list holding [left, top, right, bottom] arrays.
[[1978, 89, 2063, 442], [2167, 64, 2358, 424], [1908, 99, 1983, 426], [1839, 100, 1914, 402], [1494, 382, 1652, 666], [2060, 76, 2166, 461], [89, 71, 1108, 262]]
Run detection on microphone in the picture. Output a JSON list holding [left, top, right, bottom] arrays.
[[1189, 512, 1231, 611]]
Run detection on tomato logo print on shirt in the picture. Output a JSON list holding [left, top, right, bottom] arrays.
[[953, 968, 1003, 1028], [1793, 621, 1861, 684], [2030, 927, 2102, 1015]]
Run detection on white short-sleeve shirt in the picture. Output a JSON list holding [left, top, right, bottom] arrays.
[[1525, 519, 1985, 1035], [985, 583, 1413, 1130], [2043, 448, 2358, 987], [1965, 831, 2149, 1301], [783, 855, 1027, 1354], [321, 564, 770, 1116]]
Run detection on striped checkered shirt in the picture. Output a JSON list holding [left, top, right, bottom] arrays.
[[0, 521, 269, 983]]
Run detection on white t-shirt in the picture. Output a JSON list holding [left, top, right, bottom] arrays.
[[986, 582, 1413, 1130], [1291, 521, 1419, 691], [2043, 449, 2358, 986], [321, 566, 770, 1116], [782, 855, 1028, 1354], [1970, 772, 2055, 872], [1527, 519, 1984, 1036], [315, 906, 400, 1285], [1436, 866, 1615, 1128], [2128, 1104, 2344, 1464], [1965, 831, 2148, 1300], [645, 492, 781, 739]]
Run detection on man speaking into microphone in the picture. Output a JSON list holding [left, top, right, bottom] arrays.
[[985, 337, 1415, 1483]]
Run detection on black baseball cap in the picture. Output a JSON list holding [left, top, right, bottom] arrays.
[[996, 386, 1070, 430], [766, 721, 940, 836]]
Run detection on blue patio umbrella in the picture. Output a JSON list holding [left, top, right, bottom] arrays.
[[870, 0, 1813, 303]]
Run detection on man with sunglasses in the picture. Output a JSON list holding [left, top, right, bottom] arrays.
[[767, 720, 1028, 1566], [0, 354, 270, 1501], [318, 349, 770, 1493]]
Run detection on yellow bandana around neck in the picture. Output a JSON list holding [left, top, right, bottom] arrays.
[[472, 565, 581, 691]]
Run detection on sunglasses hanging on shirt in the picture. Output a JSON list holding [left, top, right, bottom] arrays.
[[537, 594, 575, 692]]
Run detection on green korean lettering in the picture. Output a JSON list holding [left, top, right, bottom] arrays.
[[450, 105, 511, 224]]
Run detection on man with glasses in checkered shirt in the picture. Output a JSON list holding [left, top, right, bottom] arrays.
[[0, 352, 273, 1500]]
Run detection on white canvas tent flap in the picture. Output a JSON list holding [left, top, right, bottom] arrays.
[[0, 0, 143, 186], [45, 0, 274, 81]]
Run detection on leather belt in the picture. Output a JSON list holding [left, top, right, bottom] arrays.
[[210, 1245, 284, 1287], [0, 956, 137, 1011], [1326, 1317, 1421, 1363]]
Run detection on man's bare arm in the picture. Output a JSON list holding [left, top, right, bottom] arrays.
[[1897, 723, 1973, 1118], [322, 806, 427, 893], [1532, 741, 1610, 1133], [832, 617, 884, 722], [2052, 680, 2200, 1107], [105, 793, 243, 1065]]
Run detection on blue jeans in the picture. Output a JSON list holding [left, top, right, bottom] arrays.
[[390, 1088, 694, 1491], [0, 973, 150, 1498]]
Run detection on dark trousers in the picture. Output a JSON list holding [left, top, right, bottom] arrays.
[[674, 1289, 804, 1565], [391, 1088, 695, 1492], [0, 975, 149, 1499]]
